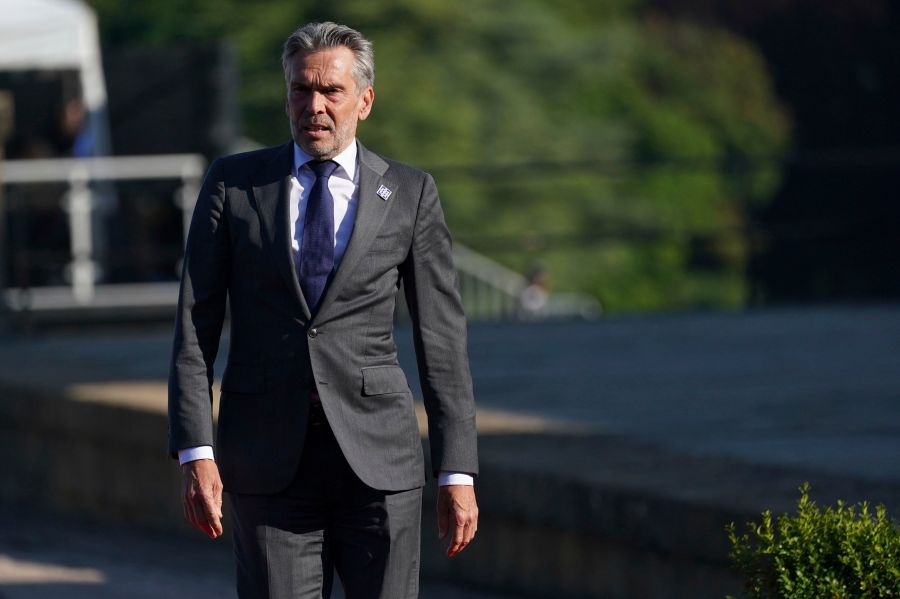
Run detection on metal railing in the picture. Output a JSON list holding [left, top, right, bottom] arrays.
[[453, 243, 601, 320], [0, 155, 599, 320], [1, 154, 204, 311]]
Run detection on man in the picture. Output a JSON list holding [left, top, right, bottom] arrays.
[[168, 21, 479, 598]]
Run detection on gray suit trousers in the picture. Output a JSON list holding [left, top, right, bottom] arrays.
[[228, 408, 422, 599]]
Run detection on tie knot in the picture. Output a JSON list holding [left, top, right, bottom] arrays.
[[307, 160, 338, 180]]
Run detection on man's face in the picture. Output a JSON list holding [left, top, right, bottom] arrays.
[[286, 47, 374, 160]]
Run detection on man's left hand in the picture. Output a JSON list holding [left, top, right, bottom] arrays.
[[437, 485, 478, 557]]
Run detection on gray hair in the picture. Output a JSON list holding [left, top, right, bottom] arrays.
[[282, 22, 375, 93]]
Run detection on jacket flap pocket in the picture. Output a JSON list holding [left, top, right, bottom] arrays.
[[221, 363, 265, 394], [361, 365, 408, 396]]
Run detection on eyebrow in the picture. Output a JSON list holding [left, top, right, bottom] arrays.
[[291, 79, 345, 91]]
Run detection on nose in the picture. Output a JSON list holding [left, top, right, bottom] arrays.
[[304, 90, 325, 115]]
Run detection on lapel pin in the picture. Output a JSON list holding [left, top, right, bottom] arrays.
[[376, 185, 392, 201]]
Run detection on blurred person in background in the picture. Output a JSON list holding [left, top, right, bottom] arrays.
[[168, 21, 479, 599], [518, 262, 550, 319]]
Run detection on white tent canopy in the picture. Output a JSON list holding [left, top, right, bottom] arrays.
[[0, 0, 110, 155], [0, 0, 107, 111]]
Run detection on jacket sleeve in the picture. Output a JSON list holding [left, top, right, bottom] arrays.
[[401, 173, 479, 477], [167, 158, 230, 456]]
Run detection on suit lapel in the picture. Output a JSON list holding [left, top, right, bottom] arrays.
[[252, 142, 313, 320], [314, 142, 393, 323]]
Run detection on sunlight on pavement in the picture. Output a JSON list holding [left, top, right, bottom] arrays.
[[66, 380, 584, 436], [0, 555, 105, 585]]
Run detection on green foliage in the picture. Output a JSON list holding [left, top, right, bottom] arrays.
[[85, 0, 790, 312], [726, 484, 900, 598]]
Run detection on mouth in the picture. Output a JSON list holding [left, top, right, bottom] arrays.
[[301, 123, 332, 138]]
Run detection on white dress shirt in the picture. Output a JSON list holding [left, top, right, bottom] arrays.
[[179, 140, 473, 487]]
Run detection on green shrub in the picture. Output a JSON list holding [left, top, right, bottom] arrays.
[[726, 484, 900, 598]]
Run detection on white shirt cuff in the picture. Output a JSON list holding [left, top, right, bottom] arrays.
[[177, 448, 472, 487], [178, 445, 215, 465], [438, 471, 474, 486]]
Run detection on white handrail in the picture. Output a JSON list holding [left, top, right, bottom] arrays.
[[1, 154, 206, 183], [1, 154, 205, 306], [1, 154, 600, 320]]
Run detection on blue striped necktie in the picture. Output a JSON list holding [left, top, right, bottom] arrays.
[[299, 160, 338, 312]]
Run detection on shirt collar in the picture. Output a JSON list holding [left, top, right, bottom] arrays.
[[293, 140, 358, 182]]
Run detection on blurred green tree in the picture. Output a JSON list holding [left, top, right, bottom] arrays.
[[86, 0, 789, 312]]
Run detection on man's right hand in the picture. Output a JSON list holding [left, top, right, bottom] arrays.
[[181, 459, 224, 539]]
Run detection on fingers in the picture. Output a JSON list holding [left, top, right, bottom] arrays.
[[201, 493, 224, 538], [447, 514, 467, 557], [184, 485, 215, 537], [447, 509, 478, 557], [192, 491, 222, 538]]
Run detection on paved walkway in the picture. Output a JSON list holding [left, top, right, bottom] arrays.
[[446, 305, 900, 484], [2, 304, 900, 596], [0, 509, 510, 599], [3, 304, 897, 481]]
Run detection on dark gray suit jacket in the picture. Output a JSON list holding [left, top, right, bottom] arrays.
[[168, 141, 478, 494]]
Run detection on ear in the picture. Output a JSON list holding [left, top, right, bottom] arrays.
[[357, 86, 375, 121]]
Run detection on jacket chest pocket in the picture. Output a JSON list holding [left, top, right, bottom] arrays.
[[368, 230, 410, 255]]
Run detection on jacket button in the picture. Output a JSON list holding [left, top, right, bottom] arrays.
[[308, 328, 318, 338]]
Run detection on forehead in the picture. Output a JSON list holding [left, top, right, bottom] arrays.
[[287, 47, 356, 83]]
